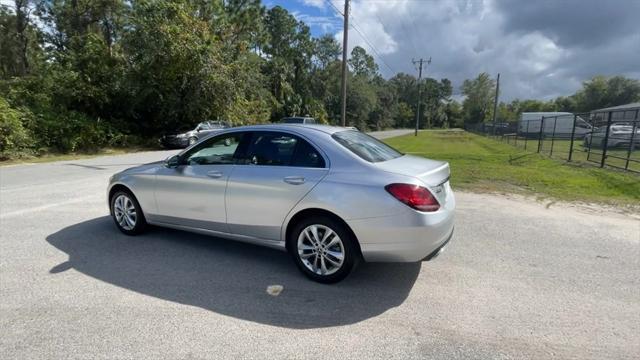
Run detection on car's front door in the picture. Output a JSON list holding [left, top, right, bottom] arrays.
[[225, 131, 329, 241], [153, 131, 250, 232]]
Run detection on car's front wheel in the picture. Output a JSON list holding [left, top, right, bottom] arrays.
[[188, 137, 198, 146], [288, 216, 359, 283], [110, 190, 147, 235]]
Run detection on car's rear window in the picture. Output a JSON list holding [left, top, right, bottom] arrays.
[[332, 130, 403, 163]]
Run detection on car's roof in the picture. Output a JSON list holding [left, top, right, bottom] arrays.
[[230, 123, 355, 135]]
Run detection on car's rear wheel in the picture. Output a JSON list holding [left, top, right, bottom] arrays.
[[288, 216, 359, 283], [110, 190, 146, 235]]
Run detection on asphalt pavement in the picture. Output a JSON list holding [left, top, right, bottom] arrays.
[[1, 129, 639, 359]]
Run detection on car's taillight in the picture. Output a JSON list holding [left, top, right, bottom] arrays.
[[385, 183, 440, 212]]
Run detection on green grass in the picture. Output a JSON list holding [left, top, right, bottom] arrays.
[[384, 130, 640, 207], [535, 139, 640, 172]]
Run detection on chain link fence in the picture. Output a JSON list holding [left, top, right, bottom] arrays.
[[465, 107, 640, 173]]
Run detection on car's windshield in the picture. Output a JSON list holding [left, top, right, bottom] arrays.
[[332, 130, 403, 163]]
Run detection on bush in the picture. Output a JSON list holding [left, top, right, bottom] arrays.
[[33, 110, 116, 153], [0, 97, 33, 160]]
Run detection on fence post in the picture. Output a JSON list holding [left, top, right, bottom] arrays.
[[550, 116, 558, 157], [568, 114, 577, 162], [537, 116, 545, 153], [600, 111, 613, 168], [587, 116, 595, 162], [624, 109, 639, 170], [524, 121, 529, 150]]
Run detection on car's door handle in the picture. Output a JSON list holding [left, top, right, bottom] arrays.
[[283, 176, 305, 185], [206, 171, 223, 179]]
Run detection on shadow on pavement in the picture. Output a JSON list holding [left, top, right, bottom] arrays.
[[46, 216, 420, 329]]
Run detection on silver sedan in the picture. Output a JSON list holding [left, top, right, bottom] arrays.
[[108, 125, 455, 283]]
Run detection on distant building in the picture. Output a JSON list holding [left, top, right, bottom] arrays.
[[590, 102, 640, 123]]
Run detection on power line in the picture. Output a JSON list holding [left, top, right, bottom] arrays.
[[349, 20, 396, 74], [325, 0, 344, 16], [325, 0, 396, 75], [373, 10, 417, 58]]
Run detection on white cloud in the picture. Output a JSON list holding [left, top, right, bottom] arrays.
[[323, 0, 639, 100], [299, 0, 326, 9], [292, 11, 341, 32]]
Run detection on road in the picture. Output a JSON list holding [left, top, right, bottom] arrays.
[[1, 129, 639, 359]]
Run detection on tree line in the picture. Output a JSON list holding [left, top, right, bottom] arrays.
[[1, 0, 639, 159], [461, 73, 640, 125]]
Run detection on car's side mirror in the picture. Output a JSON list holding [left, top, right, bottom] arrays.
[[165, 155, 180, 168]]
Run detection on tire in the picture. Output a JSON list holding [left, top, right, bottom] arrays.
[[188, 137, 198, 146], [110, 190, 147, 235], [288, 215, 359, 283], [224, 138, 232, 146]]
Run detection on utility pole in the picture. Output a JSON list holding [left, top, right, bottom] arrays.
[[412, 57, 431, 136], [491, 73, 500, 136], [340, 0, 350, 127]]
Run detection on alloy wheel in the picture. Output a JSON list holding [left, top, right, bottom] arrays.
[[113, 194, 137, 230], [297, 224, 345, 276]]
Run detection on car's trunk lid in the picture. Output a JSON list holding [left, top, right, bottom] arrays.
[[373, 154, 451, 202]]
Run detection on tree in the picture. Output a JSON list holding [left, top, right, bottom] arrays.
[[444, 100, 463, 128], [461, 73, 495, 124], [348, 46, 378, 79], [0, 96, 33, 158], [122, 0, 233, 132], [393, 102, 414, 128], [262, 6, 316, 119], [346, 75, 377, 130], [0, 3, 42, 78], [369, 77, 396, 130], [574, 76, 640, 111], [314, 34, 340, 70], [2, 0, 640, 160]]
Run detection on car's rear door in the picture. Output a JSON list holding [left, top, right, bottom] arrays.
[[225, 131, 329, 241], [153, 131, 250, 232]]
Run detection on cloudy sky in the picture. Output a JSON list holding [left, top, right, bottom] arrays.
[[268, 0, 640, 101]]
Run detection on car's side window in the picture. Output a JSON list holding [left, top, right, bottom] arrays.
[[246, 132, 297, 166], [291, 138, 325, 168], [245, 132, 325, 168], [181, 132, 247, 166]]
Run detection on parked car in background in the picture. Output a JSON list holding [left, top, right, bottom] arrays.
[[160, 121, 230, 148], [109, 124, 455, 283], [584, 125, 640, 148], [281, 116, 316, 124]]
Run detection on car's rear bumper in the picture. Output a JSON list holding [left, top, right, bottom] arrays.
[[348, 192, 455, 262]]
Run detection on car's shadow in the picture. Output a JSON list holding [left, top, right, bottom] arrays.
[[46, 217, 420, 329]]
